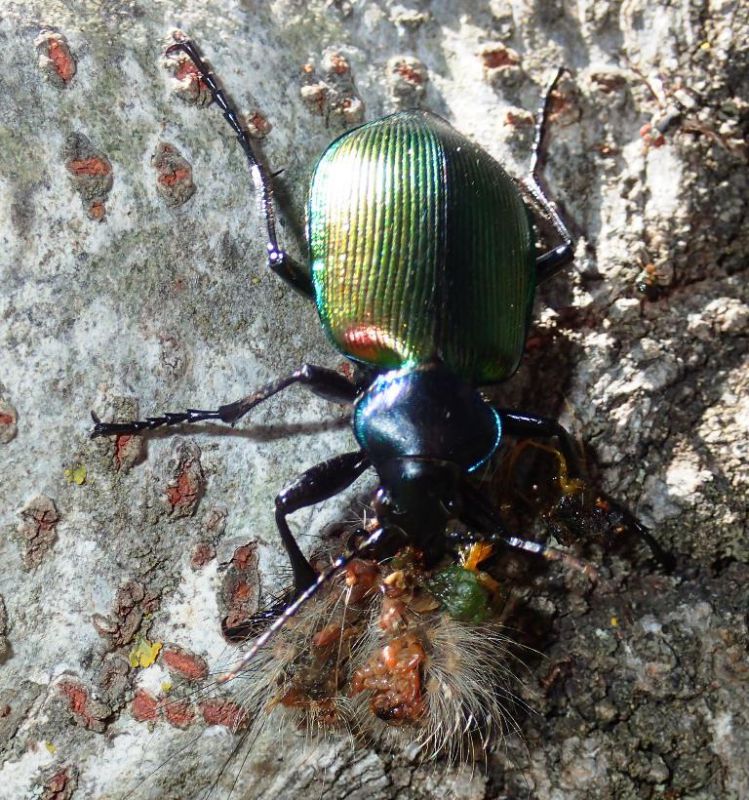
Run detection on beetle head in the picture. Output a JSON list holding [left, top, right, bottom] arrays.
[[374, 458, 462, 563]]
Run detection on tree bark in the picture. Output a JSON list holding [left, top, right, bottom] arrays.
[[0, 1, 747, 799]]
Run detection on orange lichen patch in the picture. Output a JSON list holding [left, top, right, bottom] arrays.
[[394, 60, 425, 85], [480, 44, 521, 70], [58, 679, 110, 732], [232, 544, 256, 570], [62, 133, 113, 215], [35, 31, 76, 89], [0, 395, 18, 443], [200, 699, 250, 731], [67, 157, 112, 177], [165, 470, 199, 508], [87, 200, 106, 220], [351, 634, 426, 723], [41, 765, 77, 800], [152, 142, 196, 207], [327, 53, 350, 75], [174, 58, 200, 82], [162, 646, 209, 682], [163, 440, 205, 517], [166, 44, 211, 106], [162, 698, 196, 728], [160, 165, 190, 186], [113, 432, 143, 471], [221, 542, 260, 638], [47, 38, 76, 83], [131, 689, 159, 722], [190, 541, 216, 569]]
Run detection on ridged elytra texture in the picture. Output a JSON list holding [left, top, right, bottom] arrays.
[[308, 111, 535, 384]]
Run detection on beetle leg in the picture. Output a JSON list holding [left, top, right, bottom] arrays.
[[497, 414, 675, 571], [523, 67, 575, 283], [274, 450, 371, 594], [497, 410, 582, 478], [165, 37, 313, 298], [90, 364, 357, 436]]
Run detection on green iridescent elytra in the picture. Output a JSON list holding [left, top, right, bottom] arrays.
[[307, 111, 535, 384]]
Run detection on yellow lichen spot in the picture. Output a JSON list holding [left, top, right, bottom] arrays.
[[64, 464, 87, 485], [610, 616, 619, 627], [700, 40, 711, 50], [45, 741, 57, 754], [128, 636, 162, 669], [161, 680, 173, 693]]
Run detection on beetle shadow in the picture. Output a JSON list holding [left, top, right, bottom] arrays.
[[134, 413, 351, 443]]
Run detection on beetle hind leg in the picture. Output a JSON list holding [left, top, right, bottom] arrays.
[[524, 67, 575, 284], [165, 36, 313, 297]]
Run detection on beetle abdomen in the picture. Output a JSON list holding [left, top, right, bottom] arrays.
[[308, 111, 535, 384]]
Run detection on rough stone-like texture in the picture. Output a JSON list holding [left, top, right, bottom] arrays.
[[0, 2, 747, 799]]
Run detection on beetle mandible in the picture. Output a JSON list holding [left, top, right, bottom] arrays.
[[93, 38, 601, 666]]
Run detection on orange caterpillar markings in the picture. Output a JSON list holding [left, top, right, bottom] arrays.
[[351, 633, 427, 723]]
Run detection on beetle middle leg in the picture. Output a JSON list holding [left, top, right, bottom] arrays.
[[497, 410, 582, 479], [497, 413, 674, 570], [165, 36, 313, 297], [90, 363, 357, 436]]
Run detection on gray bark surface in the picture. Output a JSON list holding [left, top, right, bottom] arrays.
[[0, 1, 747, 799]]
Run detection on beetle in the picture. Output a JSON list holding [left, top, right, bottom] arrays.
[[92, 38, 638, 668]]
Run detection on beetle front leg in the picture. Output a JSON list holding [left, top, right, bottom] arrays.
[[274, 450, 371, 594], [91, 364, 357, 437], [165, 36, 313, 298]]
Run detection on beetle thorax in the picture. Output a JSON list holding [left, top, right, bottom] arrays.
[[352, 362, 501, 472]]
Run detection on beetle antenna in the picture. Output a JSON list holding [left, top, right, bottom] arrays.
[[217, 526, 385, 683]]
